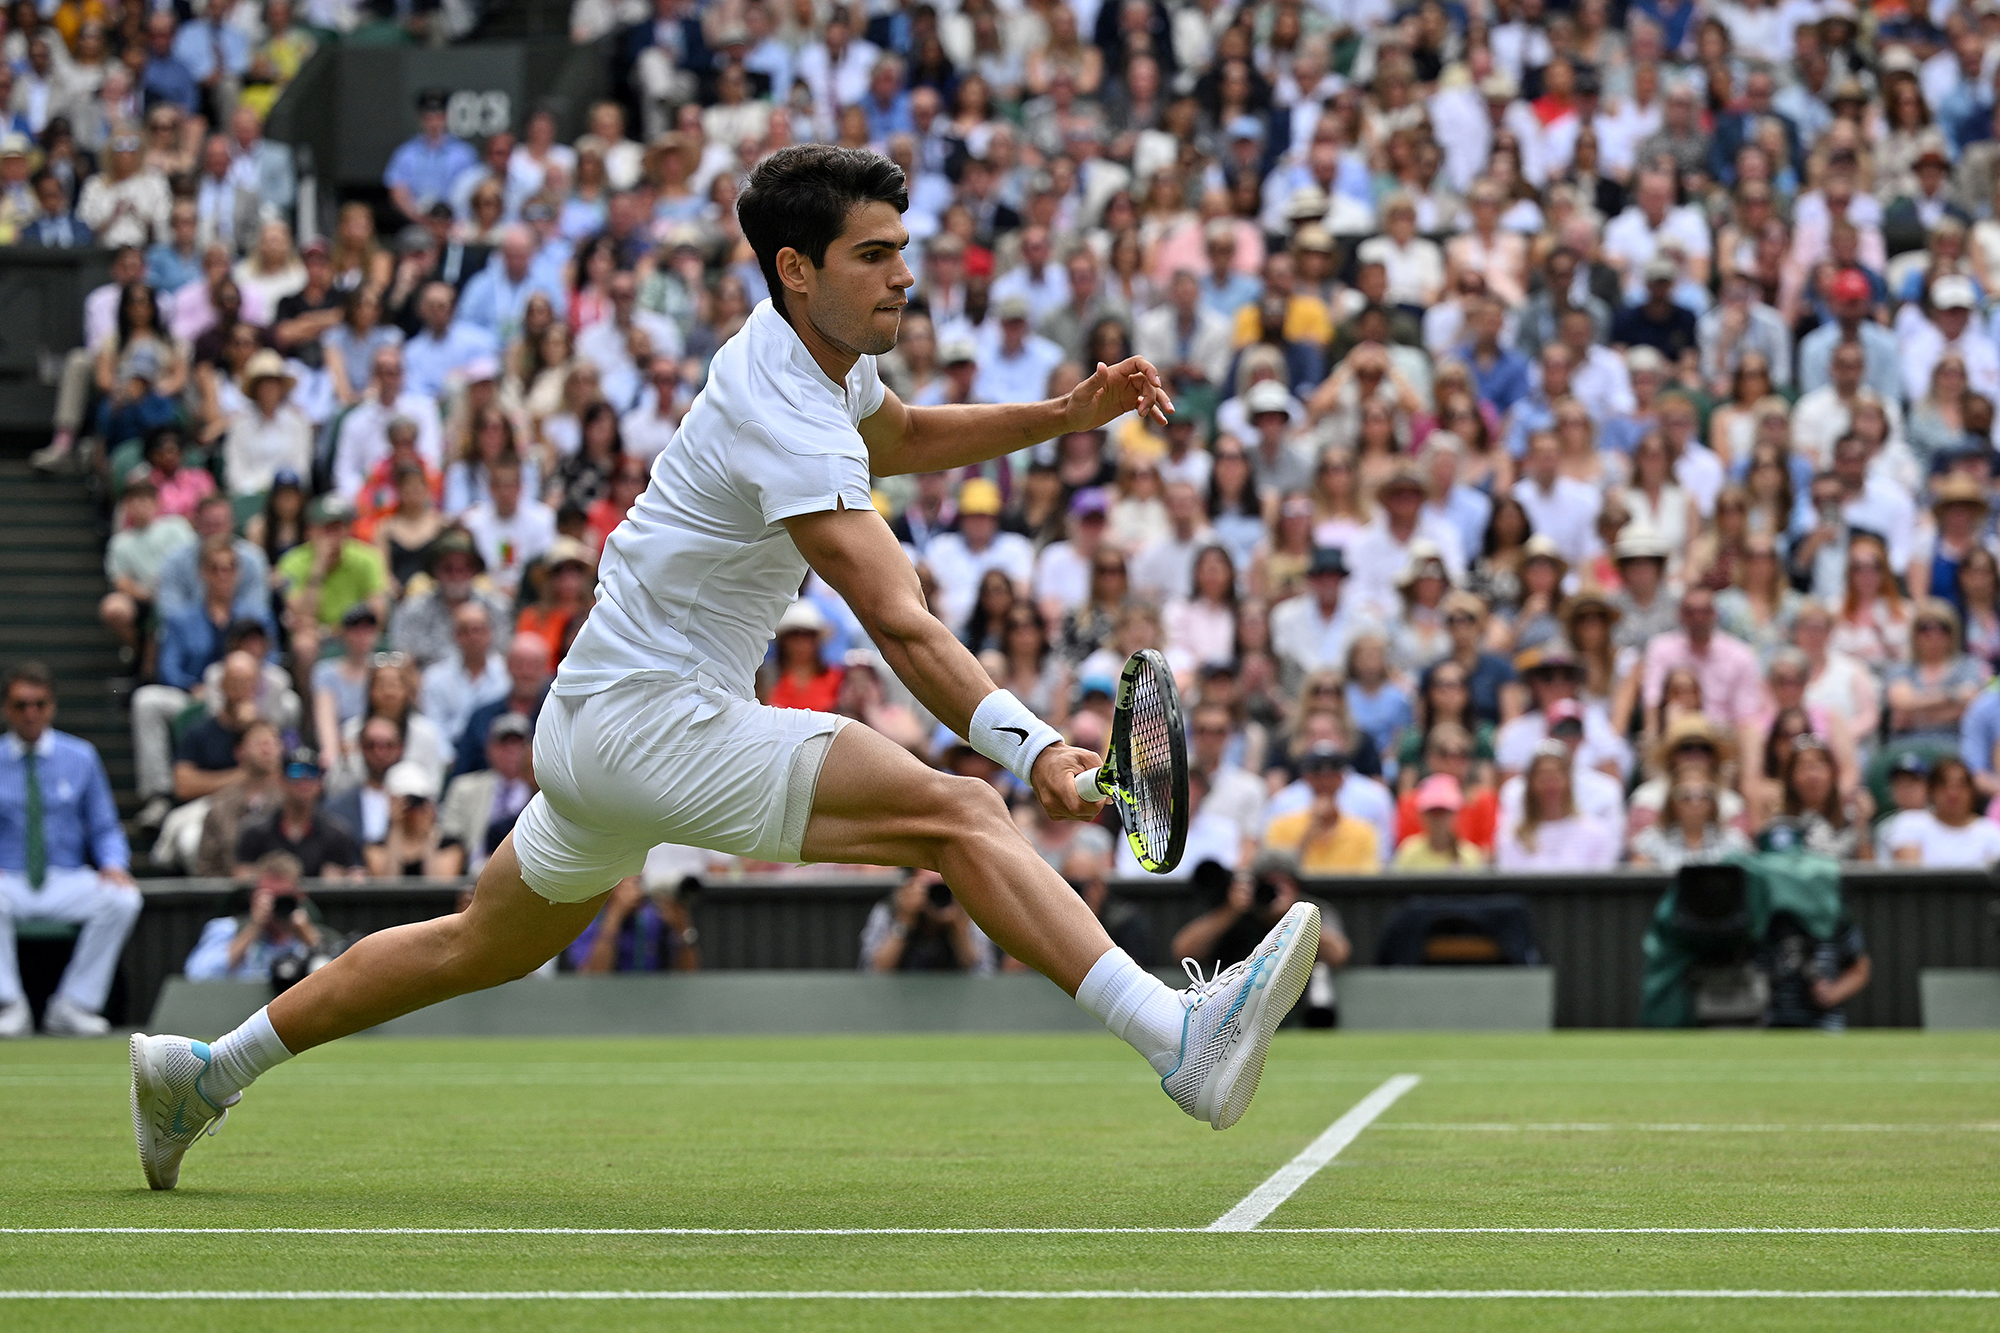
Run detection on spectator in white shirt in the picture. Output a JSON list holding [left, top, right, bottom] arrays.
[[1512, 431, 1603, 565], [1131, 481, 1213, 606], [1356, 193, 1445, 309], [576, 268, 684, 411], [922, 477, 1035, 632], [1270, 546, 1375, 689], [618, 357, 685, 466], [988, 225, 1068, 326], [1901, 275, 2000, 411], [222, 351, 311, 498], [418, 600, 510, 749], [1033, 487, 1112, 619], [330, 346, 445, 500], [1602, 168, 1714, 301], [460, 459, 557, 597], [973, 295, 1067, 404]]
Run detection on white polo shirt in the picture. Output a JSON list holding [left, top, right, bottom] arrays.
[[556, 299, 883, 700]]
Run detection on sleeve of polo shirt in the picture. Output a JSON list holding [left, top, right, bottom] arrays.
[[737, 418, 875, 526]]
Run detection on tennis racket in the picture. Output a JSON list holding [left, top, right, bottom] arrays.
[[1074, 648, 1189, 874]]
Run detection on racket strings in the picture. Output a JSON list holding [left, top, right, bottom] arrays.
[[1127, 673, 1177, 858]]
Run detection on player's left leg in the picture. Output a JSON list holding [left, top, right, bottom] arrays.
[[131, 837, 606, 1189], [801, 722, 1320, 1129]]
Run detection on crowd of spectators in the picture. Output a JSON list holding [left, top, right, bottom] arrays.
[[17, 0, 2000, 923]]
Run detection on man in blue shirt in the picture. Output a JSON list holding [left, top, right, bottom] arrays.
[[0, 663, 139, 1038], [140, 12, 200, 115], [1452, 296, 1532, 417], [1196, 219, 1261, 322], [171, 0, 251, 111], [458, 227, 569, 344], [402, 282, 500, 399], [156, 538, 275, 693], [385, 90, 479, 224]]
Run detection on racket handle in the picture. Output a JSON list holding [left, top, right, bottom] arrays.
[[1075, 767, 1106, 802]]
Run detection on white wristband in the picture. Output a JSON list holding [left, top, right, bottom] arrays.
[[968, 689, 1063, 786]]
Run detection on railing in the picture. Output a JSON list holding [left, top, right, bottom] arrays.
[[112, 868, 2000, 1030]]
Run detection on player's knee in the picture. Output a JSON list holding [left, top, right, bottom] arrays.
[[940, 774, 1013, 842]]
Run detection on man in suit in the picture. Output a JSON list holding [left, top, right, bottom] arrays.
[[20, 172, 93, 249], [438, 713, 535, 874], [0, 663, 141, 1037]]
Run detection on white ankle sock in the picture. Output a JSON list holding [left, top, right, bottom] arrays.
[[1075, 948, 1185, 1075], [202, 1006, 294, 1100]]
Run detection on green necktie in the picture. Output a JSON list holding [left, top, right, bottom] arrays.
[[22, 749, 46, 890]]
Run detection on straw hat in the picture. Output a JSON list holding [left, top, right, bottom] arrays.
[[239, 349, 295, 394], [1652, 712, 1737, 768]]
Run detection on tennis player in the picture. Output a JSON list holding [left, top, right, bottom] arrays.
[[132, 146, 1319, 1189]]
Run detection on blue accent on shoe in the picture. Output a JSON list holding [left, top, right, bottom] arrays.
[[189, 1040, 223, 1112]]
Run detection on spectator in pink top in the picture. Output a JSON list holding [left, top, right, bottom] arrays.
[[1494, 742, 1621, 870], [1641, 586, 1767, 731]]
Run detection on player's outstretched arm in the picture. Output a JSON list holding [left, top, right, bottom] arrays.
[[860, 357, 1175, 477], [784, 505, 1101, 820]]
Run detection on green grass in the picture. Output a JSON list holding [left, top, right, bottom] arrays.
[[5, 1030, 2000, 1331]]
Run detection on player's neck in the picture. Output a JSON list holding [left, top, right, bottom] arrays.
[[785, 301, 860, 386]]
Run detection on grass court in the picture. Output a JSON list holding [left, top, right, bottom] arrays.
[[4, 1029, 1998, 1330]]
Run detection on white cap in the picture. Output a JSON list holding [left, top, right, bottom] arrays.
[[775, 599, 829, 636], [1245, 381, 1292, 416], [1932, 275, 1978, 310], [384, 761, 438, 801]]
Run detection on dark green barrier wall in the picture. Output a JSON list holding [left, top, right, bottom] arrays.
[[115, 868, 2000, 1030]]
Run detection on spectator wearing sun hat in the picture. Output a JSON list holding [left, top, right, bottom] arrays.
[[1393, 774, 1488, 869], [923, 477, 1035, 633], [222, 350, 311, 498]]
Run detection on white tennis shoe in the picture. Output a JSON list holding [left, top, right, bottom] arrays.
[[130, 1033, 237, 1191], [1162, 902, 1321, 1130]]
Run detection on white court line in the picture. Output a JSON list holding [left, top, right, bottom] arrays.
[[1208, 1073, 1420, 1232], [6, 1226, 1996, 1236], [0, 1280, 1992, 1288]]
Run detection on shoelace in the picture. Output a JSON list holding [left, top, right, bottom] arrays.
[[1179, 956, 1254, 1012]]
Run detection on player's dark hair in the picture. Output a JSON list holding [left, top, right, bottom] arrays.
[[737, 145, 908, 319]]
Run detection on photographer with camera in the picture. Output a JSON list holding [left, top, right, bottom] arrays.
[[1170, 850, 1352, 977], [183, 852, 328, 983], [859, 868, 996, 973]]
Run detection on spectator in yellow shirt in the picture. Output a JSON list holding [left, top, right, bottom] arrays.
[[1394, 774, 1489, 870], [1231, 251, 1333, 347], [1261, 743, 1380, 873]]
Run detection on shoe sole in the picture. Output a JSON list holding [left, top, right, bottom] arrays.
[[1197, 903, 1322, 1131], [129, 1033, 175, 1191]]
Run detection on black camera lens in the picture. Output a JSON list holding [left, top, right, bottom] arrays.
[[270, 895, 298, 917], [1254, 877, 1279, 907], [927, 880, 954, 910]]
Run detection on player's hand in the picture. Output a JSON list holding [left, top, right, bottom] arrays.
[[1031, 743, 1105, 822], [1063, 356, 1174, 432]]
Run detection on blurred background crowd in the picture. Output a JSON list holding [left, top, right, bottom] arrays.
[[11, 0, 2000, 903]]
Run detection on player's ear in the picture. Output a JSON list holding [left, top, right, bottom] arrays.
[[775, 245, 813, 298]]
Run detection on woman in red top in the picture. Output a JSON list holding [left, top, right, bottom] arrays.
[[766, 599, 844, 713], [514, 537, 595, 672]]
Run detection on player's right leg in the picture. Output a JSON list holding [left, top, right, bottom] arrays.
[[131, 836, 606, 1189], [800, 723, 1320, 1130]]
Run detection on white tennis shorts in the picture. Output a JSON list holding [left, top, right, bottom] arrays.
[[513, 674, 849, 903]]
